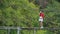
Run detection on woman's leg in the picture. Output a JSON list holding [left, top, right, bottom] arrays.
[[40, 21, 43, 28]]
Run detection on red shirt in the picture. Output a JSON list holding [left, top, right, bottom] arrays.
[[39, 12, 44, 18]]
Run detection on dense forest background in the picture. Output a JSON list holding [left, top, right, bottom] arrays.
[[0, 0, 60, 34]]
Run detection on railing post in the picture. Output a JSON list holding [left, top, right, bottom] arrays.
[[17, 27, 21, 34], [8, 28, 10, 34], [34, 28, 36, 34]]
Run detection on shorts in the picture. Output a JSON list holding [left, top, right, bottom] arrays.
[[39, 17, 43, 22]]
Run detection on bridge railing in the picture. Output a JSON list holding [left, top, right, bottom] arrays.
[[0, 26, 60, 34]]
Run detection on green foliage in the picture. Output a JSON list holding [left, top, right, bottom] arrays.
[[36, 30, 53, 34], [0, 0, 60, 34], [43, 0, 60, 34], [0, 0, 39, 27], [0, 30, 7, 34]]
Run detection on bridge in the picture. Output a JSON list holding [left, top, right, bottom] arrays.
[[0, 26, 60, 34]]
